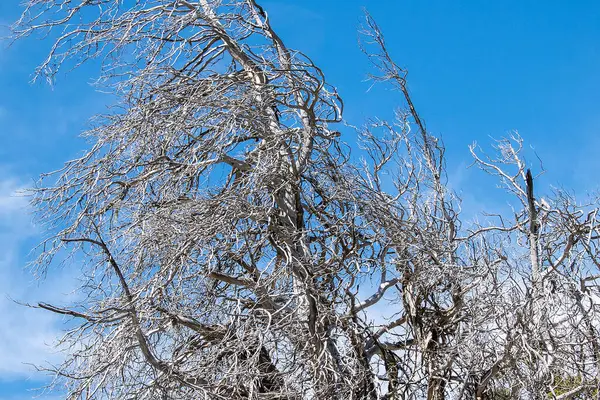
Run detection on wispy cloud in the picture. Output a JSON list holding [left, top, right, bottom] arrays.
[[0, 174, 73, 383]]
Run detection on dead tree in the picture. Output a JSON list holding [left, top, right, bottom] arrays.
[[12, 1, 600, 398]]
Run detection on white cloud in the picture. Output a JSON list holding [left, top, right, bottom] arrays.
[[3, 392, 64, 400], [0, 175, 73, 382], [0, 177, 27, 212]]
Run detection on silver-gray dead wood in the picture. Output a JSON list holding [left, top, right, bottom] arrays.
[[12, 1, 600, 399]]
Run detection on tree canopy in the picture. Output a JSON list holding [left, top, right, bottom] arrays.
[[12, 1, 600, 399]]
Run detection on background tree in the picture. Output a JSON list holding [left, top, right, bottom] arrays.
[[12, 1, 600, 399]]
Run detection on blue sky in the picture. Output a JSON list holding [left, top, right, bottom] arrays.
[[1, 0, 600, 398]]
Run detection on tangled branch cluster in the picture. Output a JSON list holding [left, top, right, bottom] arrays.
[[12, 1, 600, 399]]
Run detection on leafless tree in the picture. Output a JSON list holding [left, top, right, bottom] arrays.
[[11, 1, 600, 399]]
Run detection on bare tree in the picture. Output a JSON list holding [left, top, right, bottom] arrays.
[[11, 1, 600, 399]]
